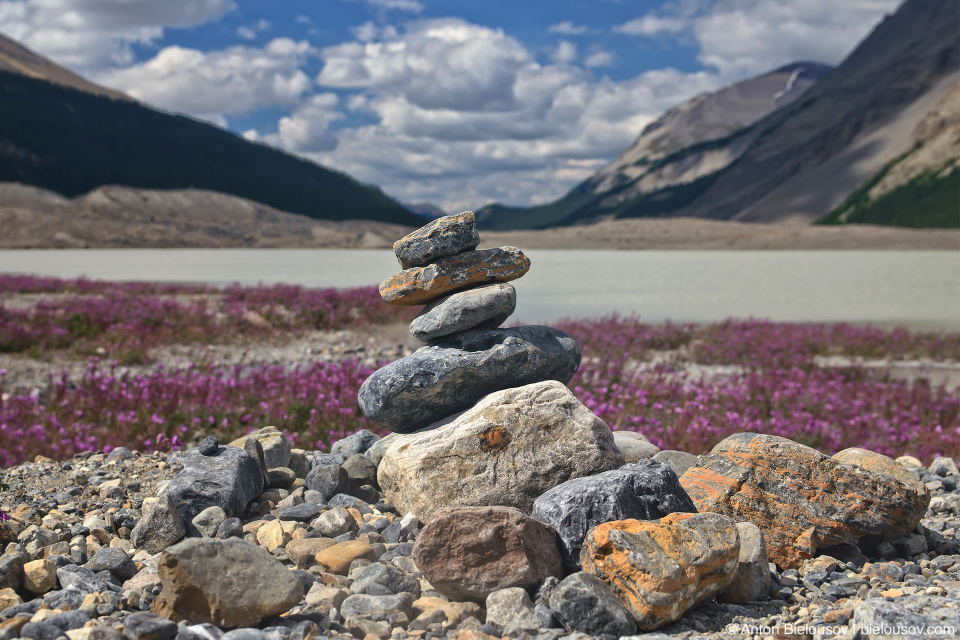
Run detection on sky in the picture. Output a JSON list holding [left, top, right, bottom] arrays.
[[0, 0, 902, 212]]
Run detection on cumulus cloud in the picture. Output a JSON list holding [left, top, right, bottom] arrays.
[[0, 0, 234, 70], [237, 19, 270, 40], [617, 0, 900, 78], [584, 48, 615, 68], [548, 21, 589, 35], [550, 40, 578, 65], [284, 18, 721, 210], [96, 39, 314, 123], [265, 93, 343, 152]]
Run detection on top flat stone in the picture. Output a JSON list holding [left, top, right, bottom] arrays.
[[380, 246, 530, 306], [394, 212, 480, 269]]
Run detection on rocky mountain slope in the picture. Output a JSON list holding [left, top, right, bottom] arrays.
[[0, 183, 414, 248], [0, 34, 421, 227], [476, 63, 829, 231], [479, 0, 959, 230]]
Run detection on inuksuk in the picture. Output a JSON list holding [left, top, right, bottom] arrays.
[[357, 212, 626, 521]]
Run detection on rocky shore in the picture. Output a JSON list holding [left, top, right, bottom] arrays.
[[0, 214, 957, 640]]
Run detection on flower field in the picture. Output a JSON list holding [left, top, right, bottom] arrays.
[[1, 276, 958, 467]]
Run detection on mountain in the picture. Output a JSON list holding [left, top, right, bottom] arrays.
[[0, 34, 422, 227], [479, 0, 959, 230], [406, 202, 449, 219], [476, 62, 830, 230], [0, 182, 414, 248], [0, 33, 129, 101]]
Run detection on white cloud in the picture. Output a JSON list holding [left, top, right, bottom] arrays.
[[96, 39, 315, 123], [551, 40, 578, 65], [584, 48, 615, 68], [265, 93, 343, 152], [548, 21, 588, 35], [352, 0, 424, 13], [0, 0, 234, 70], [616, 0, 900, 78], [237, 18, 270, 41], [295, 15, 312, 24], [281, 18, 722, 210]]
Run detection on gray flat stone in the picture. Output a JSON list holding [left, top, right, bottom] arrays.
[[358, 325, 581, 433], [532, 460, 697, 567], [393, 212, 479, 270], [652, 450, 698, 478], [409, 283, 516, 341], [548, 572, 637, 637]]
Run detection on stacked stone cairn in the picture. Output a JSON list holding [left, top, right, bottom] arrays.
[[0, 214, 954, 640]]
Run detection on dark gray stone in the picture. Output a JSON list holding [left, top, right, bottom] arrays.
[[305, 462, 345, 499], [131, 493, 186, 554], [19, 622, 61, 640], [358, 325, 582, 433], [409, 283, 516, 341], [164, 446, 264, 523], [45, 610, 90, 631], [548, 572, 637, 637], [365, 434, 401, 467], [215, 517, 242, 539], [198, 436, 219, 456], [124, 612, 179, 640], [106, 447, 136, 463], [0, 553, 25, 591], [342, 455, 378, 492], [277, 503, 321, 522], [328, 494, 372, 514], [332, 430, 381, 459], [56, 564, 117, 594], [532, 459, 697, 567], [84, 547, 137, 581], [393, 211, 480, 270], [350, 562, 420, 598], [43, 588, 86, 610], [652, 450, 698, 478]]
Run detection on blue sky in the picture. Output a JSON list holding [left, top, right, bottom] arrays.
[[0, 0, 900, 211]]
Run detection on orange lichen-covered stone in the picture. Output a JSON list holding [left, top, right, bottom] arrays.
[[580, 512, 740, 630], [679, 434, 930, 570], [379, 247, 530, 306]]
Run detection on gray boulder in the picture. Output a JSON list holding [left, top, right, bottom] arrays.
[[612, 431, 660, 462], [378, 381, 623, 521], [532, 459, 697, 567], [359, 325, 581, 433], [409, 283, 516, 341], [228, 426, 291, 470], [131, 493, 186, 554], [164, 446, 264, 523], [720, 522, 769, 604], [548, 572, 637, 637], [485, 588, 540, 637], [332, 430, 381, 459], [653, 450, 698, 478]]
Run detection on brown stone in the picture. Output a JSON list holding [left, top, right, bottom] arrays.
[[153, 538, 303, 628], [304, 584, 348, 611], [393, 212, 480, 270], [255, 519, 297, 552], [286, 538, 336, 567], [411, 506, 563, 603], [679, 433, 930, 569], [379, 247, 530, 306], [580, 512, 740, 630], [23, 558, 58, 594], [0, 587, 22, 610], [315, 540, 378, 575]]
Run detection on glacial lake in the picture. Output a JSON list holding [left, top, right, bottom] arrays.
[[0, 249, 958, 330]]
